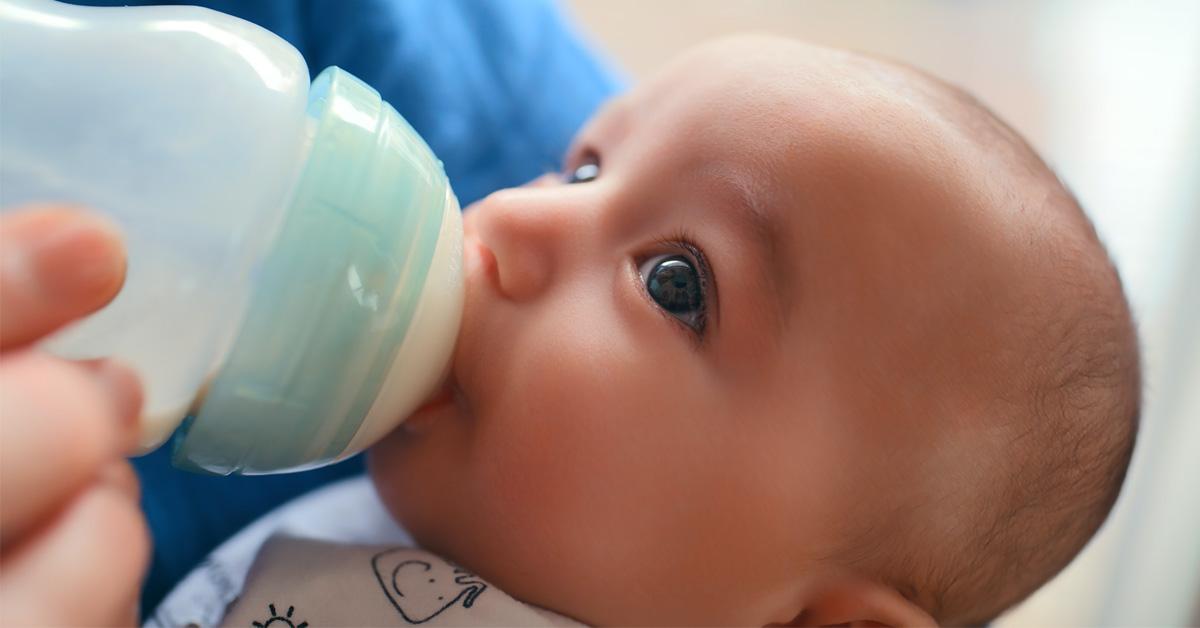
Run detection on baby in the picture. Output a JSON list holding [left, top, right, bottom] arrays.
[[358, 34, 1140, 626]]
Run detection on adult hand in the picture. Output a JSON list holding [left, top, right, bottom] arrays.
[[0, 206, 148, 626]]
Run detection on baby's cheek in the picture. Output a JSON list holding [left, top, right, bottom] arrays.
[[468, 323, 662, 596], [507, 351, 732, 605], [480, 333, 628, 507]]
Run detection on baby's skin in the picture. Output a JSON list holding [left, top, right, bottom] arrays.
[[369, 36, 1138, 626]]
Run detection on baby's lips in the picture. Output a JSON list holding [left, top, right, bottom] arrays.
[[402, 368, 464, 436], [412, 374, 456, 416]]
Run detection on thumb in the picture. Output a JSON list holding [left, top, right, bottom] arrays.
[[0, 206, 126, 349]]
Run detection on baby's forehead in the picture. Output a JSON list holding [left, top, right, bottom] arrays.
[[608, 46, 994, 239], [614, 38, 983, 188]]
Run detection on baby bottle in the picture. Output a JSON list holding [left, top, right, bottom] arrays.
[[0, 0, 464, 474]]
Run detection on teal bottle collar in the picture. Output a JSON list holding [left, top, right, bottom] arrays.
[[173, 67, 450, 474]]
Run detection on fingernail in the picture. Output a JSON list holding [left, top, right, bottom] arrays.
[[92, 360, 144, 448], [29, 214, 126, 303]]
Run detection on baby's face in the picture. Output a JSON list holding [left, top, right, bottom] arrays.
[[371, 37, 1028, 625]]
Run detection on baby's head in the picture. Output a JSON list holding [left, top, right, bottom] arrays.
[[370, 36, 1140, 625]]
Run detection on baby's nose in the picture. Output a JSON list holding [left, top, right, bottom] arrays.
[[470, 187, 574, 301]]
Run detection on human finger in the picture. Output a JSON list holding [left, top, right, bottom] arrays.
[[0, 206, 126, 349], [0, 466, 149, 627], [0, 353, 142, 546]]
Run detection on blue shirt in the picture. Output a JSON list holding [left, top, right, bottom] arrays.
[[68, 0, 623, 615]]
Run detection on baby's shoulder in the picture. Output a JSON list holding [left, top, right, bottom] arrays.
[[223, 536, 580, 627], [145, 476, 581, 627]]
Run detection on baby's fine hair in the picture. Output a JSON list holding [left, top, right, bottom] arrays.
[[842, 56, 1142, 625]]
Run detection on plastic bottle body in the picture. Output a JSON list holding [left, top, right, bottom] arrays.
[[0, 0, 464, 473], [0, 0, 312, 447]]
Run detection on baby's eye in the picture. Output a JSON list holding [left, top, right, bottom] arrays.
[[564, 155, 600, 184], [638, 254, 707, 333]]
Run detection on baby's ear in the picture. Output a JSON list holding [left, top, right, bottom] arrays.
[[766, 577, 937, 627]]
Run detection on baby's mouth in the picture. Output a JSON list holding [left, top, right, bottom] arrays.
[[399, 221, 485, 437], [413, 381, 454, 414], [401, 368, 464, 435]]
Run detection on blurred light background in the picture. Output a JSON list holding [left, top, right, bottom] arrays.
[[563, 0, 1199, 625]]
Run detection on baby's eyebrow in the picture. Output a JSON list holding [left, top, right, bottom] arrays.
[[719, 171, 793, 335]]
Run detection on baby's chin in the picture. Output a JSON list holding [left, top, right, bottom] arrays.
[[365, 379, 476, 552], [365, 440, 434, 545], [366, 452, 476, 582]]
